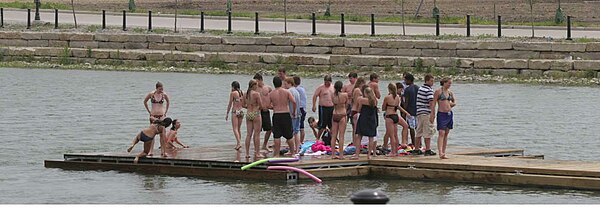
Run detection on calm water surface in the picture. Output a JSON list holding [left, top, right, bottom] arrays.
[[0, 68, 599, 203]]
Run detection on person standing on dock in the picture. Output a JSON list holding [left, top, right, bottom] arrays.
[[354, 87, 379, 160], [278, 68, 287, 81], [351, 77, 367, 156], [294, 76, 308, 145], [312, 75, 335, 143], [143, 81, 170, 156], [244, 79, 264, 160], [403, 73, 419, 153], [128, 117, 172, 163], [253, 73, 274, 153], [382, 83, 411, 156], [330, 81, 349, 159], [284, 77, 301, 156], [343, 72, 358, 125], [226, 81, 244, 151], [269, 76, 297, 157], [431, 77, 456, 159], [415, 74, 437, 156]]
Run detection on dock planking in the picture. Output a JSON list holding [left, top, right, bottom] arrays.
[[44, 145, 600, 190]]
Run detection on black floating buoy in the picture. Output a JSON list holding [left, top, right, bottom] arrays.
[[350, 189, 389, 204]]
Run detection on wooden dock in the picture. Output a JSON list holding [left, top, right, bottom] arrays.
[[44, 146, 600, 190]]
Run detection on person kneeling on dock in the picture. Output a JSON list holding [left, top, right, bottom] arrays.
[[166, 119, 189, 149], [127, 117, 172, 163]]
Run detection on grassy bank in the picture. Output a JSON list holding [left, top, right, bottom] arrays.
[[0, 60, 598, 87], [0, 0, 597, 28]]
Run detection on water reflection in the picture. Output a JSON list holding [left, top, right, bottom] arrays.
[[142, 175, 166, 191]]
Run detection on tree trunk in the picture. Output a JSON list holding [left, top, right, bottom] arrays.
[[415, 0, 424, 18], [71, 0, 77, 28]]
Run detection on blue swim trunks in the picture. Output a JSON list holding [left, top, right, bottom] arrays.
[[436, 111, 453, 130]]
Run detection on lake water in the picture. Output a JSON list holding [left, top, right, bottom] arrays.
[[0, 68, 599, 203]]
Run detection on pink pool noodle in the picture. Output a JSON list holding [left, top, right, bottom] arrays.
[[267, 166, 322, 183], [268, 157, 300, 163]]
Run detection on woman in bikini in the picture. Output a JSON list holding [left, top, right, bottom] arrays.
[[350, 77, 366, 158], [382, 83, 411, 157], [143, 81, 170, 156], [226, 81, 244, 151], [330, 81, 348, 159], [127, 117, 172, 162], [243, 80, 263, 160], [431, 77, 456, 159], [165, 119, 188, 149]]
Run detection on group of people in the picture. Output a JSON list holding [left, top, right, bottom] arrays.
[[227, 69, 456, 161], [127, 81, 189, 163]]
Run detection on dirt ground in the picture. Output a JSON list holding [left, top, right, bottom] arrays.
[[4, 0, 600, 23]]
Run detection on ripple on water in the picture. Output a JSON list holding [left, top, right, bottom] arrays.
[[1, 68, 600, 203]]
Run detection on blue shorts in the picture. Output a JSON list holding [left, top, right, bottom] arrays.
[[299, 108, 307, 129], [292, 117, 301, 135], [437, 111, 454, 130]]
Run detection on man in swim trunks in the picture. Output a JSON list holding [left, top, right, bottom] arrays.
[[284, 77, 301, 155], [416, 74, 437, 156], [269, 76, 297, 157], [312, 75, 335, 142], [254, 73, 274, 152], [342, 72, 358, 124]]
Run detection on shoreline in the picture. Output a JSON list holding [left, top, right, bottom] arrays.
[[3, 61, 599, 87]]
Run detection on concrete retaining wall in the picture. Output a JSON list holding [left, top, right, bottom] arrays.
[[1, 31, 600, 60]]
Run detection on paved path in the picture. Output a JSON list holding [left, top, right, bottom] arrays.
[[3, 9, 600, 39]]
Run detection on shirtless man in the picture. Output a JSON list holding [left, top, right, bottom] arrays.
[[312, 75, 335, 141], [342, 72, 358, 124], [253, 73, 274, 152], [278, 68, 287, 81], [368, 73, 381, 99], [269, 76, 297, 157]]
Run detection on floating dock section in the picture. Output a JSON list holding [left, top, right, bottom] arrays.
[[44, 146, 600, 190]]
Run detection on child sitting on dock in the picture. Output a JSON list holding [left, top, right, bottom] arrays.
[[165, 119, 189, 149], [127, 117, 172, 163], [308, 116, 332, 145]]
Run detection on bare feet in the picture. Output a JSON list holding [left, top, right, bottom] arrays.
[[262, 146, 273, 152], [133, 156, 139, 164], [161, 153, 168, 158], [440, 154, 449, 159], [127, 145, 134, 153], [349, 155, 359, 160], [234, 144, 241, 150]]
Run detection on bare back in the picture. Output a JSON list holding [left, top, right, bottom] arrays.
[[369, 81, 381, 99], [269, 88, 293, 113], [351, 88, 363, 111], [259, 85, 273, 110], [383, 94, 400, 115], [342, 83, 354, 104], [246, 91, 262, 112], [332, 92, 349, 115]]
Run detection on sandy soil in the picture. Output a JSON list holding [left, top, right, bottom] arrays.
[[3, 0, 600, 22]]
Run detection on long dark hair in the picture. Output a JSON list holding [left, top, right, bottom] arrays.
[[231, 81, 243, 98], [388, 83, 397, 99], [334, 81, 343, 96], [171, 119, 178, 131], [246, 79, 257, 102]]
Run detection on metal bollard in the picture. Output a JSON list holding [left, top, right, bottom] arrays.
[[148, 11, 152, 31], [350, 190, 389, 204], [102, 10, 106, 30], [435, 14, 440, 36], [34, 0, 40, 21], [340, 13, 346, 37], [55, 9, 59, 29], [27, 9, 31, 29], [371, 14, 375, 36], [200, 11, 205, 33], [122, 10, 127, 31], [1, 8, 3, 28], [497, 15, 502, 37], [466, 15, 471, 37], [227, 11, 232, 34], [255, 12, 259, 35], [311, 12, 317, 36], [566, 16, 572, 40]]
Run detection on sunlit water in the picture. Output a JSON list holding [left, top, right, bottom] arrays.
[[0, 68, 599, 203]]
